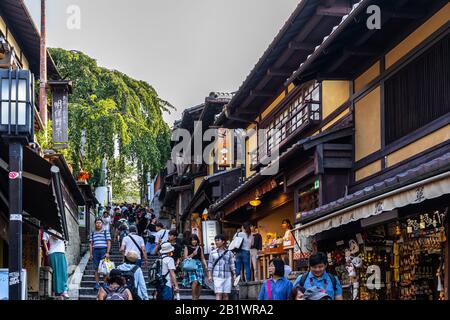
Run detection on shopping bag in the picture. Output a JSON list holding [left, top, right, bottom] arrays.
[[98, 258, 115, 275]]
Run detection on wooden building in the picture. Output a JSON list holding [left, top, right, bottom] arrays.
[[209, 0, 449, 300]]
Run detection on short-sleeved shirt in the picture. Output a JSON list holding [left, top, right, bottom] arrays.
[[122, 234, 145, 259], [102, 216, 111, 232], [155, 229, 169, 244], [258, 277, 293, 300], [161, 256, 176, 288], [236, 232, 253, 251], [293, 271, 343, 300], [90, 230, 111, 248], [43, 232, 65, 254]]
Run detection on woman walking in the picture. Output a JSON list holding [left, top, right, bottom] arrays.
[[234, 222, 253, 282], [182, 234, 208, 300], [42, 229, 69, 299]]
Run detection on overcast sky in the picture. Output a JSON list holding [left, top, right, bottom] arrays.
[[25, 0, 299, 126]]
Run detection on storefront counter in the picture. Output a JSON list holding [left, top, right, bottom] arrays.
[[257, 245, 295, 279]]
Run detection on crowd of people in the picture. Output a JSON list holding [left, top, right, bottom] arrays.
[[85, 204, 344, 301], [41, 203, 343, 301]]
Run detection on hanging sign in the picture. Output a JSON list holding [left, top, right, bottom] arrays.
[[52, 86, 69, 148]]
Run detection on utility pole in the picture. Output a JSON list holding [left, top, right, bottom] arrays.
[[39, 0, 47, 132]]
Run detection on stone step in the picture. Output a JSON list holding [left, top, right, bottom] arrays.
[[78, 294, 218, 301], [78, 286, 216, 295]]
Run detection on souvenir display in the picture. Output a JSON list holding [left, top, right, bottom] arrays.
[[319, 207, 447, 300]]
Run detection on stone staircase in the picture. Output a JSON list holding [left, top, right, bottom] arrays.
[[78, 241, 219, 300]]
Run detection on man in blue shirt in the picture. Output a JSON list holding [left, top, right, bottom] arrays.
[[258, 259, 293, 300], [293, 252, 343, 300]]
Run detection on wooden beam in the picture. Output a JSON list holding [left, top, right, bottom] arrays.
[[316, 5, 351, 17], [250, 90, 274, 98], [267, 68, 292, 77], [288, 41, 316, 51]]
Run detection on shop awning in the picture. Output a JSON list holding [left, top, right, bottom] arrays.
[[0, 145, 68, 238], [295, 153, 450, 237]]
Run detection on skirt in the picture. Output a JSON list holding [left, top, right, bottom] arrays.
[[49, 252, 68, 295], [182, 259, 204, 287]]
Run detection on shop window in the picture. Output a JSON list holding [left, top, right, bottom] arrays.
[[266, 82, 321, 155], [298, 183, 320, 214], [385, 34, 450, 145]]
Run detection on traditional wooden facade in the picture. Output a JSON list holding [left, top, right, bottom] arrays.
[[209, 0, 449, 299]]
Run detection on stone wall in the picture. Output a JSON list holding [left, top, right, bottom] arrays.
[[64, 203, 81, 275]]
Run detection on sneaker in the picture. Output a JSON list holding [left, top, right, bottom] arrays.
[[62, 292, 70, 299], [93, 283, 100, 290]]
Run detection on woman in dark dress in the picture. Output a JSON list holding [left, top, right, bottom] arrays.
[[182, 234, 208, 300]]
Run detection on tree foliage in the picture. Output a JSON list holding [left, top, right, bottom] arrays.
[[49, 48, 173, 201]]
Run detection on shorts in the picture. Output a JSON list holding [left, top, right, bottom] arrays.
[[213, 277, 232, 294], [93, 247, 107, 269]]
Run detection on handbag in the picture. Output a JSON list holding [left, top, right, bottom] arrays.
[[181, 258, 198, 272], [229, 235, 244, 252]]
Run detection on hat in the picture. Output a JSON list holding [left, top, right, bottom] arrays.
[[159, 243, 174, 254], [304, 286, 332, 300], [125, 251, 139, 263]]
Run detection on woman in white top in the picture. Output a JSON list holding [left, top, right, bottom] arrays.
[[102, 211, 112, 233], [42, 229, 69, 299], [234, 222, 253, 282]]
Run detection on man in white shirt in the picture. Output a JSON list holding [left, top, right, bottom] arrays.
[[120, 225, 148, 267], [154, 222, 169, 245], [42, 229, 69, 299], [158, 243, 179, 300]]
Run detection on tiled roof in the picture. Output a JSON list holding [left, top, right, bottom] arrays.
[[300, 152, 450, 223]]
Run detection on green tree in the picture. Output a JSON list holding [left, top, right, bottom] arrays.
[[49, 48, 173, 202]]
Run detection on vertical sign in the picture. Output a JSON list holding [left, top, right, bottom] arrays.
[[52, 87, 68, 148], [202, 220, 220, 254]]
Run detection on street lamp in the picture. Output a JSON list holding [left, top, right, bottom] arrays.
[[0, 68, 35, 300]]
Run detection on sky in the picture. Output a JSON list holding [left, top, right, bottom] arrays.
[[25, 0, 300, 126]]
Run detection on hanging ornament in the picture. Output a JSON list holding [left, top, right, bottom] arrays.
[[395, 224, 402, 237], [419, 215, 426, 230]]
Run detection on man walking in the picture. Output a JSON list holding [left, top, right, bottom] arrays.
[[250, 224, 262, 281], [207, 234, 236, 300], [116, 251, 149, 300], [293, 252, 343, 300], [120, 225, 148, 267], [154, 222, 169, 253], [89, 218, 112, 290]]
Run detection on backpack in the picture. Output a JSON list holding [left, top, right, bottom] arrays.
[[148, 255, 170, 291], [118, 265, 142, 301], [297, 272, 338, 294], [104, 286, 129, 300]]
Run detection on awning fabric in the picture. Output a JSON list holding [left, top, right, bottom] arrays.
[[295, 172, 450, 238], [0, 145, 67, 236]]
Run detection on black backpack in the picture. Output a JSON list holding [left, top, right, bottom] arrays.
[[118, 265, 142, 301], [148, 256, 170, 291]]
